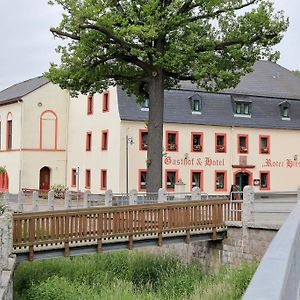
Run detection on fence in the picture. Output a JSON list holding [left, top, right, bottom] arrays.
[[12, 199, 241, 260], [6, 187, 229, 212]]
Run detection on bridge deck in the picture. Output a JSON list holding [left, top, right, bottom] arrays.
[[12, 199, 241, 260]]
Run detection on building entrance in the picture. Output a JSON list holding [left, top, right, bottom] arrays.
[[39, 167, 50, 191], [235, 172, 250, 192]]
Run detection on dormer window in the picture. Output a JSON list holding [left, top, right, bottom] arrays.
[[189, 94, 202, 114], [140, 99, 149, 111], [279, 101, 290, 119], [234, 101, 251, 116]]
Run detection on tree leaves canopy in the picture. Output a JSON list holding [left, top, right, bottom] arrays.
[[46, 0, 288, 99]]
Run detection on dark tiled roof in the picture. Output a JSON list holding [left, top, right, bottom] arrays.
[[178, 61, 300, 100], [117, 61, 300, 130], [0, 76, 49, 103]]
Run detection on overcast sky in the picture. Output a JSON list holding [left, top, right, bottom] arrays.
[[0, 0, 299, 91]]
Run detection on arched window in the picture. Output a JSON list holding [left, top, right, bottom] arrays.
[[6, 112, 13, 150], [40, 110, 58, 149]]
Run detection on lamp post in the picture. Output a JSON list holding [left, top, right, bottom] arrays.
[[126, 135, 134, 196]]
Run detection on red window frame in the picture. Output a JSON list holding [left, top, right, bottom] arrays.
[[214, 170, 227, 192], [166, 131, 179, 152], [71, 168, 76, 187], [190, 170, 204, 191], [138, 169, 147, 192], [238, 134, 248, 154], [86, 132, 92, 151], [260, 171, 270, 190], [87, 95, 94, 115], [191, 132, 203, 152], [165, 169, 178, 191], [101, 130, 109, 150], [139, 129, 148, 151], [215, 133, 227, 153], [259, 135, 270, 154], [85, 169, 91, 189], [102, 91, 110, 112], [100, 169, 107, 190], [6, 119, 13, 150]]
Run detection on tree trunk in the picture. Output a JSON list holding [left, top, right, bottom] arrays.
[[146, 69, 164, 193]]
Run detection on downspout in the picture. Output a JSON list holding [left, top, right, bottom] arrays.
[[19, 99, 24, 191]]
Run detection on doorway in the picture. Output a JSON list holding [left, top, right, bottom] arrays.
[[39, 167, 51, 191], [235, 172, 250, 192]]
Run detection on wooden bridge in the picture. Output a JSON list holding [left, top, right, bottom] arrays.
[[12, 199, 241, 261]]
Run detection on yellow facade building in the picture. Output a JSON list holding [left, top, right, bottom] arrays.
[[1, 61, 300, 194]]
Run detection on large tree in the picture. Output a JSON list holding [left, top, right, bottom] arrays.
[[46, 0, 288, 192]]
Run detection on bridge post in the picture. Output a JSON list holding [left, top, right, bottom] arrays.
[[64, 191, 72, 209], [191, 187, 201, 200], [17, 191, 24, 212], [32, 191, 39, 211], [105, 190, 113, 207], [48, 190, 55, 211], [129, 189, 138, 205], [297, 186, 300, 202], [242, 186, 255, 225], [158, 188, 167, 203], [83, 191, 91, 208], [3, 192, 9, 205]]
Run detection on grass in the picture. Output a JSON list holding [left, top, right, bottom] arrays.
[[14, 251, 257, 300]]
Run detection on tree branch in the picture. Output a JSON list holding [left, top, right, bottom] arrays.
[[50, 28, 80, 40], [197, 32, 277, 52], [190, 0, 257, 22]]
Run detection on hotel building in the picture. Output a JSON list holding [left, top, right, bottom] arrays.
[[1, 61, 300, 194]]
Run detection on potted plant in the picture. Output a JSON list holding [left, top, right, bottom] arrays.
[[217, 145, 225, 152], [193, 144, 202, 151], [168, 144, 177, 151], [240, 146, 248, 153]]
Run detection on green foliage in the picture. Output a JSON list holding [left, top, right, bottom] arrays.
[[0, 166, 6, 174], [14, 251, 257, 300], [292, 70, 300, 77], [46, 0, 288, 98], [50, 183, 68, 198]]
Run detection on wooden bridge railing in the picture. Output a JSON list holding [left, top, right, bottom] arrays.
[[13, 199, 241, 260]]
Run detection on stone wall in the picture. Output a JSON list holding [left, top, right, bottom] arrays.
[[0, 213, 16, 300]]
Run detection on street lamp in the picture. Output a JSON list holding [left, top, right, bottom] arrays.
[[126, 135, 134, 196]]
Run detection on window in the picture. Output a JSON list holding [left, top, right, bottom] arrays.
[[71, 169, 77, 187], [234, 101, 251, 116], [139, 170, 147, 191], [166, 131, 178, 151], [215, 133, 226, 153], [101, 130, 108, 150], [140, 99, 149, 111], [102, 91, 109, 112], [165, 170, 178, 190], [260, 171, 270, 190], [191, 170, 203, 191], [191, 132, 203, 152], [279, 101, 290, 119], [85, 169, 91, 189], [139, 129, 148, 150], [238, 134, 248, 154], [7, 120, 12, 150], [259, 135, 270, 154], [215, 171, 227, 191], [86, 132, 92, 151], [188, 94, 202, 114], [101, 169, 107, 190], [87, 95, 94, 115]]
